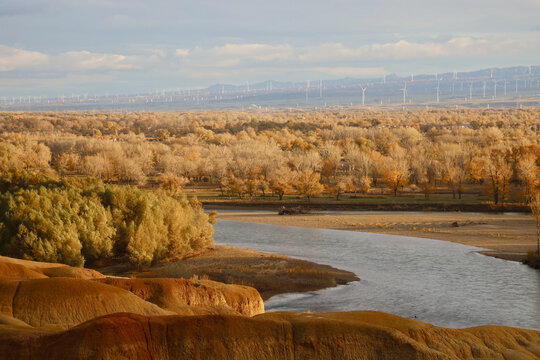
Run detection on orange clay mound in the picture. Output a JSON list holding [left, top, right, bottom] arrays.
[[98, 278, 264, 317], [0, 255, 104, 280], [0, 255, 69, 269], [0, 311, 538, 360], [0, 255, 262, 324], [200, 279, 264, 317], [38, 266, 105, 279], [0, 278, 172, 329], [0, 262, 47, 281]]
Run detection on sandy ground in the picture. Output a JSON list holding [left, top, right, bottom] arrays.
[[217, 211, 538, 261]]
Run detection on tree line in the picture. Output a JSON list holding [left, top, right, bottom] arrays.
[[0, 109, 538, 206]]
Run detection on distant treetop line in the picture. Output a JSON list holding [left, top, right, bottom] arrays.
[[1, 65, 540, 112]]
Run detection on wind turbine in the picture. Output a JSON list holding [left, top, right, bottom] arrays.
[[410, 73, 414, 82], [483, 81, 486, 98], [401, 83, 407, 105], [469, 82, 474, 100], [319, 80, 323, 98], [435, 81, 440, 103], [493, 80, 497, 98], [360, 85, 367, 105]]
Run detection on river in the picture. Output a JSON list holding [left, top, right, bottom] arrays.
[[213, 219, 540, 330]]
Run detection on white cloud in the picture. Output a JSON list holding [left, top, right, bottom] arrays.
[[175, 48, 190, 57], [59, 50, 139, 71], [2, 31, 540, 95], [177, 43, 295, 67], [0, 45, 48, 71], [175, 35, 540, 70], [0, 45, 150, 78], [299, 36, 540, 62]]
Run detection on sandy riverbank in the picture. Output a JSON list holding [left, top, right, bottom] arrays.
[[217, 210, 538, 262], [96, 245, 359, 300]]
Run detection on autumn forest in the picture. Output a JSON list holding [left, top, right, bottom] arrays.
[[1, 109, 538, 206]]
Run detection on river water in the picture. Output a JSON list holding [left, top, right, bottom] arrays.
[[213, 220, 540, 330]]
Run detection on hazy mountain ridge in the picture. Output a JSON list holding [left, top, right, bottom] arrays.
[[2, 65, 539, 111]]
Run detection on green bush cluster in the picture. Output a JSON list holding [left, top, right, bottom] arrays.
[[0, 172, 215, 267]]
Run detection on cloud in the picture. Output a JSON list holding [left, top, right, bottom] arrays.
[[299, 36, 539, 62], [2, 30, 540, 96], [175, 35, 540, 70], [179, 43, 295, 68], [175, 48, 190, 57], [58, 50, 140, 71], [0, 45, 49, 71], [309, 67, 387, 77], [0, 46, 148, 76]]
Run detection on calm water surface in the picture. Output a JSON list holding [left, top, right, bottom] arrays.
[[213, 220, 540, 330]]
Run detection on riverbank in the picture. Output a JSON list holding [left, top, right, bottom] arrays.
[[202, 199, 531, 213], [95, 245, 359, 300], [216, 210, 538, 262]]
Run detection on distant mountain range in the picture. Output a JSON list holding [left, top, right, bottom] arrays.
[[2, 65, 540, 111]]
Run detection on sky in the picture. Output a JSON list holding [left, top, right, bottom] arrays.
[[1, 0, 539, 97]]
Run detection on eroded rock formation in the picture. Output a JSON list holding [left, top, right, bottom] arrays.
[[0, 255, 264, 330], [98, 278, 264, 317], [0, 312, 538, 360], [0, 255, 538, 359]]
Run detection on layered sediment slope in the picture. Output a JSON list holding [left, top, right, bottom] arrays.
[[0, 256, 264, 329], [0, 278, 173, 329], [1, 311, 538, 360], [0, 255, 104, 280], [98, 278, 264, 317]]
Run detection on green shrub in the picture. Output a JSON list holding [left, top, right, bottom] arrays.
[[0, 172, 215, 267], [0, 188, 87, 266]]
